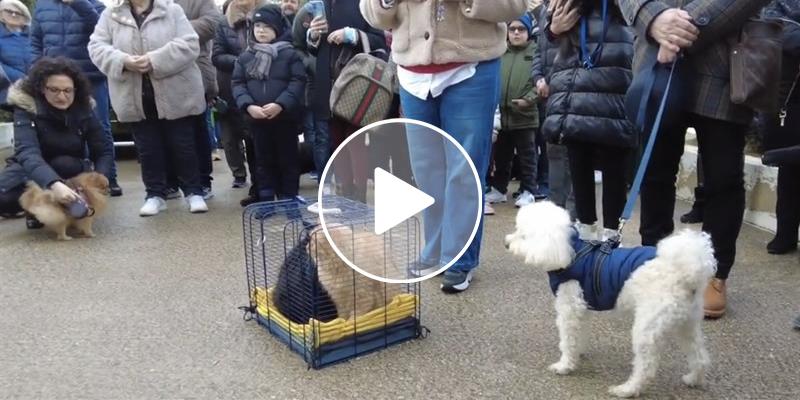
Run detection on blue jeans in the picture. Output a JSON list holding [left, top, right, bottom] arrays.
[[313, 116, 331, 178], [92, 80, 117, 181], [400, 59, 500, 273], [303, 110, 319, 174]]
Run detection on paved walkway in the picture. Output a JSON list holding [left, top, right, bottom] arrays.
[[1, 159, 798, 399]]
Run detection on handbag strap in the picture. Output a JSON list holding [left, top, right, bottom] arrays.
[[617, 58, 679, 238], [358, 30, 371, 54], [782, 70, 800, 110]]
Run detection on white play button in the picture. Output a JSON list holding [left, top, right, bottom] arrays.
[[373, 167, 434, 235]]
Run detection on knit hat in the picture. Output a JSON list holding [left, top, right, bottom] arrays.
[[511, 13, 533, 37], [0, 0, 32, 25], [252, 5, 285, 38]]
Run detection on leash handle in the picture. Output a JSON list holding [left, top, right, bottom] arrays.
[[618, 58, 679, 238]]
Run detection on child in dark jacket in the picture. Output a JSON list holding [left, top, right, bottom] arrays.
[[231, 5, 306, 201]]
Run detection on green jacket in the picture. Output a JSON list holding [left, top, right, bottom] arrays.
[[500, 40, 539, 130]]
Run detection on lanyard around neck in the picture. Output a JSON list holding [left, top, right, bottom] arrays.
[[579, 0, 609, 70]]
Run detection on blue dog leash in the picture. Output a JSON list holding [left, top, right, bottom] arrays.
[[616, 58, 679, 238], [579, 0, 609, 69]]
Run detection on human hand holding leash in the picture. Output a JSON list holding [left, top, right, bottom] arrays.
[[649, 9, 698, 58]]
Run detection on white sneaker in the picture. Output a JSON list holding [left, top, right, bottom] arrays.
[[575, 221, 599, 240], [484, 187, 507, 204], [187, 195, 208, 213], [202, 187, 215, 200], [514, 190, 536, 208], [594, 171, 603, 184], [139, 197, 167, 217], [484, 201, 496, 215], [602, 228, 620, 242]]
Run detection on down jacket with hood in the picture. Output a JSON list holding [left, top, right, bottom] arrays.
[[541, 4, 636, 148], [0, 81, 112, 193], [30, 0, 106, 82], [88, 0, 206, 122]]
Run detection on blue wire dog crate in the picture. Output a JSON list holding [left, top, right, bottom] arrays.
[[241, 197, 423, 369]]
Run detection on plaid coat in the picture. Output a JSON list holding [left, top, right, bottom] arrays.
[[618, 0, 773, 125]]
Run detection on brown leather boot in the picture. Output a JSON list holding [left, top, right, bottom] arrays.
[[704, 278, 727, 319]]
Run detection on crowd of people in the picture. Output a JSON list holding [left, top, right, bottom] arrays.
[[0, 0, 797, 322]]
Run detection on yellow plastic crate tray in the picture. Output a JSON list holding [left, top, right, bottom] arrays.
[[252, 287, 419, 348]]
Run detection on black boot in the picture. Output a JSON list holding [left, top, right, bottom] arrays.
[[26, 214, 44, 229], [680, 186, 704, 224]]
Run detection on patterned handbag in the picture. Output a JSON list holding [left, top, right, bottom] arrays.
[[329, 31, 396, 128]]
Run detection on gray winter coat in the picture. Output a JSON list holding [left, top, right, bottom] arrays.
[[175, 0, 222, 100], [88, 0, 206, 122]]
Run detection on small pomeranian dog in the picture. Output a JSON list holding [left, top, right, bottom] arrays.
[[19, 172, 110, 241], [505, 201, 717, 398], [274, 223, 405, 324]]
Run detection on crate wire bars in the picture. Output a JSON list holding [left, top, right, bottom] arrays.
[[241, 197, 424, 368]]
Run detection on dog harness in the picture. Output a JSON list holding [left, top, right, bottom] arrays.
[[548, 233, 657, 311]]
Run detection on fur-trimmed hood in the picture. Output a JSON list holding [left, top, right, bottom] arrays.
[[6, 80, 95, 116], [226, 0, 266, 27]]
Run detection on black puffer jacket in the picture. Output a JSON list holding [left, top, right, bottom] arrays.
[[0, 81, 112, 193], [762, 0, 800, 152], [231, 43, 307, 121], [541, 5, 636, 148], [531, 1, 559, 85]]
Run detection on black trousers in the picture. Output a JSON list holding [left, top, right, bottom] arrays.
[[640, 113, 746, 280], [250, 119, 299, 201], [491, 128, 539, 194], [166, 113, 213, 189], [567, 142, 630, 230], [132, 115, 203, 199], [0, 156, 88, 215], [775, 165, 800, 242], [536, 102, 549, 187]]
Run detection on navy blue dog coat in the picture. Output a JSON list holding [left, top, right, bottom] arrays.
[[548, 232, 657, 311]]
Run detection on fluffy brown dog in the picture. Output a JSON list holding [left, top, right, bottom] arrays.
[[19, 172, 109, 240], [309, 224, 405, 321]]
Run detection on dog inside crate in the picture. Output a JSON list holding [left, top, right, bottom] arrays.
[[274, 222, 407, 324]]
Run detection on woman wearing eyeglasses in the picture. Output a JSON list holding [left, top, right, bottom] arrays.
[[0, 0, 32, 106], [0, 57, 112, 227]]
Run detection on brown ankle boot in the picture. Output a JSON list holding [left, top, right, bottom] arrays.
[[704, 278, 727, 319]]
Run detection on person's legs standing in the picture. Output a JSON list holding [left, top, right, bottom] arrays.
[[220, 112, 249, 185], [567, 143, 598, 228], [639, 120, 689, 246], [314, 116, 331, 178], [597, 144, 630, 231], [489, 129, 515, 195], [194, 111, 214, 193], [769, 165, 800, 253], [276, 121, 300, 199], [131, 118, 169, 200], [437, 59, 499, 285], [511, 128, 538, 206], [692, 115, 746, 318], [399, 89, 445, 270], [694, 116, 746, 281], [535, 102, 549, 198], [163, 116, 204, 198], [547, 142, 575, 215], [91, 80, 121, 195]]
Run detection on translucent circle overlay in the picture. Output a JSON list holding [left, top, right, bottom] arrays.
[[317, 118, 483, 284]]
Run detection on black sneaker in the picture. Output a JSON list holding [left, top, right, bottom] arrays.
[[240, 195, 259, 207], [109, 180, 123, 197], [679, 208, 703, 224], [232, 177, 247, 189], [26, 214, 44, 229], [440, 269, 475, 293]]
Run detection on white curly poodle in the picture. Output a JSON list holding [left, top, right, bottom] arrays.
[[505, 201, 717, 398]]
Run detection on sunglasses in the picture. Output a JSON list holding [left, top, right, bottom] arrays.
[[508, 26, 528, 33], [1, 9, 25, 18]]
